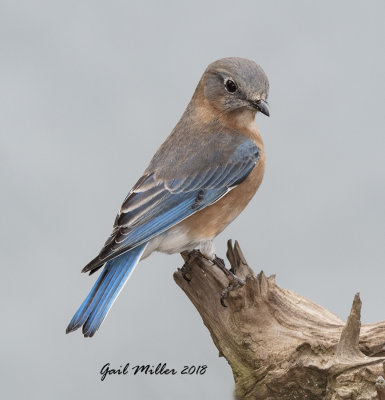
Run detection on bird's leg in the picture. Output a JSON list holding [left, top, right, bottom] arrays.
[[199, 239, 216, 261], [199, 240, 245, 306]]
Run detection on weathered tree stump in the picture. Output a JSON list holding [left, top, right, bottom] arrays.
[[174, 240, 385, 400]]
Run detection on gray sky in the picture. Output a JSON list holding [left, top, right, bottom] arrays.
[[1, 1, 385, 399]]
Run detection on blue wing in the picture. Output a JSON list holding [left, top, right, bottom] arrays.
[[83, 138, 261, 274]]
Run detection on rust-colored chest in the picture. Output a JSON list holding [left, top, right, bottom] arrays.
[[179, 134, 265, 240]]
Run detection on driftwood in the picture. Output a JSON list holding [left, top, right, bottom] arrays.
[[174, 240, 385, 400]]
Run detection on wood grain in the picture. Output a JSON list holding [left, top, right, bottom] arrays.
[[174, 240, 385, 399]]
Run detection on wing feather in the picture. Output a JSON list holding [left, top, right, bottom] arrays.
[[83, 138, 261, 274]]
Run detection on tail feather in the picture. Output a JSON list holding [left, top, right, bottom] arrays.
[[66, 243, 147, 337], [82, 257, 134, 337]]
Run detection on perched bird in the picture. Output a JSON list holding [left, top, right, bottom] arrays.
[[66, 57, 270, 337]]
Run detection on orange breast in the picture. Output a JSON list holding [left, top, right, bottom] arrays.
[[178, 148, 266, 240]]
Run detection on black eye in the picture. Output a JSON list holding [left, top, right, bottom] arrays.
[[225, 79, 237, 93]]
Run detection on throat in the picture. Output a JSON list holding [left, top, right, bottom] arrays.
[[224, 109, 260, 140]]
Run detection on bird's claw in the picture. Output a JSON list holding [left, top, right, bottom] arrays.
[[220, 276, 245, 307], [181, 251, 245, 305], [211, 256, 245, 306], [181, 269, 191, 282], [181, 260, 192, 282], [181, 250, 201, 282], [212, 256, 231, 276], [213, 256, 226, 270]]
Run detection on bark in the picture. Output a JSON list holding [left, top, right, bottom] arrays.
[[174, 240, 385, 400]]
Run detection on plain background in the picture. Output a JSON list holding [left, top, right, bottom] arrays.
[[1, 1, 385, 399]]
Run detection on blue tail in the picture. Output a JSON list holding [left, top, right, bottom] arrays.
[[66, 243, 147, 337]]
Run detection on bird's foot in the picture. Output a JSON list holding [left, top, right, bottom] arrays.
[[212, 256, 229, 275], [181, 250, 245, 305], [180, 249, 201, 282], [212, 257, 245, 307], [220, 276, 245, 307]]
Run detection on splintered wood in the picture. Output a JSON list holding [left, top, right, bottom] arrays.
[[174, 240, 385, 400]]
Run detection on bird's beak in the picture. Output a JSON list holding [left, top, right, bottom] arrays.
[[251, 99, 270, 117]]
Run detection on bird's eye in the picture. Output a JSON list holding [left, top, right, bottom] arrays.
[[225, 79, 237, 93]]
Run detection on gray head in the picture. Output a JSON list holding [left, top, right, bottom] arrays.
[[200, 57, 270, 116]]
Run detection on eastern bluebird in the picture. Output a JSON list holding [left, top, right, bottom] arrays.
[[67, 57, 270, 337]]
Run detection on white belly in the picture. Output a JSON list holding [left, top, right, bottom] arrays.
[[141, 225, 201, 259]]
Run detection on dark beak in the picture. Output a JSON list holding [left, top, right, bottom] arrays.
[[251, 99, 270, 117]]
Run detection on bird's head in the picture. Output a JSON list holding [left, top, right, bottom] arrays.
[[198, 57, 270, 117]]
